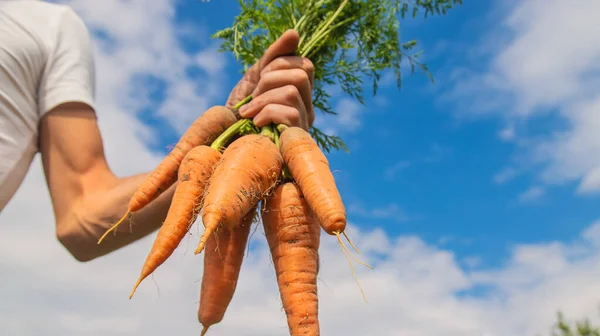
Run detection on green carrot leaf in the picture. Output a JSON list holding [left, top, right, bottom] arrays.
[[213, 0, 462, 152]]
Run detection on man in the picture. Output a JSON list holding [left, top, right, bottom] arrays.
[[0, 1, 315, 262]]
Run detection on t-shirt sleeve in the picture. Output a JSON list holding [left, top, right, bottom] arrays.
[[38, 7, 96, 116]]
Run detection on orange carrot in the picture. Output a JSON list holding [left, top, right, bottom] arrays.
[[129, 145, 222, 299], [97, 106, 237, 244], [262, 182, 321, 336], [279, 126, 346, 236], [198, 207, 256, 336], [194, 134, 283, 255], [279, 126, 372, 302]]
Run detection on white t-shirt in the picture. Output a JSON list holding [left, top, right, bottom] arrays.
[[0, 0, 95, 211]]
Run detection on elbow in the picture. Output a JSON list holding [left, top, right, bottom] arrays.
[[56, 224, 98, 263]]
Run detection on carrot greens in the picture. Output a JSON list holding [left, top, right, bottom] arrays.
[[212, 0, 463, 152]]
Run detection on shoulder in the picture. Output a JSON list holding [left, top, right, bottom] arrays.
[[3, 1, 98, 118], [4, 1, 90, 37], [0, 1, 91, 53]]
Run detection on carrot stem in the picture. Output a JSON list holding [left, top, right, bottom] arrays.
[[210, 119, 252, 151], [259, 125, 275, 142], [276, 124, 289, 134], [233, 95, 253, 110], [300, 0, 350, 58]]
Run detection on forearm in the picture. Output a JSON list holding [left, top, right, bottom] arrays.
[[58, 173, 176, 262]]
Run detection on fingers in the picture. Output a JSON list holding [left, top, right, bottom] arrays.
[[251, 68, 314, 127], [258, 56, 315, 126], [254, 103, 308, 131], [239, 85, 309, 130], [225, 30, 301, 108], [260, 56, 315, 88], [257, 29, 300, 71]]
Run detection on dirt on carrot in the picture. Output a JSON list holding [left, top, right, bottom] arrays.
[[198, 207, 256, 336], [97, 106, 237, 244], [262, 182, 321, 336], [194, 133, 283, 255], [129, 145, 222, 299]]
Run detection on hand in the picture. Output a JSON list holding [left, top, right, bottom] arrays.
[[225, 29, 315, 130]]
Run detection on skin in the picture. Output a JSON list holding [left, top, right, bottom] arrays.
[[38, 29, 314, 262]]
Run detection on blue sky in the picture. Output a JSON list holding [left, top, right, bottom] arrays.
[[135, 0, 600, 271]]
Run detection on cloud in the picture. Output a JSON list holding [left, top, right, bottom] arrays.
[[424, 142, 453, 163], [3, 1, 600, 336], [348, 203, 410, 223], [313, 97, 363, 136], [498, 124, 516, 142], [493, 167, 520, 185], [445, 0, 600, 195], [383, 144, 451, 182], [518, 186, 545, 204], [384, 160, 411, 180]]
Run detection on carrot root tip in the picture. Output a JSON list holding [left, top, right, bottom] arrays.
[[200, 325, 210, 336], [334, 232, 372, 303], [97, 211, 130, 244], [195, 225, 217, 255], [343, 231, 360, 254], [129, 277, 143, 300]]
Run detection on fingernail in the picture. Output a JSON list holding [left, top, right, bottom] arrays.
[[238, 104, 248, 116]]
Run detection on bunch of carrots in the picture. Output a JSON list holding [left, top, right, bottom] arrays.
[[97, 0, 461, 334], [98, 101, 351, 335]]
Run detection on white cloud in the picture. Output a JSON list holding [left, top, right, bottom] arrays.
[[313, 97, 363, 136], [384, 160, 411, 180], [446, 0, 600, 195], [348, 203, 410, 222], [2, 1, 600, 336], [518, 186, 545, 204], [494, 167, 520, 185], [335, 98, 362, 130], [498, 125, 516, 142], [195, 46, 227, 76], [424, 142, 453, 163]]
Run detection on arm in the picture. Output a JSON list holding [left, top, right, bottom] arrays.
[[39, 102, 176, 262], [36, 8, 174, 262]]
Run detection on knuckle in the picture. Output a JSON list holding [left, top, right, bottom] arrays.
[[263, 103, 277, 113], [261, 70, 277, 83], [287, 109, 301, 125], [292, 68, 309, 83], [250, 96, 265, 109], [260, 59, 279, 76], [284, 85, 300, 100], [261, 104, 280, 121], [303, 58, 315, 73]]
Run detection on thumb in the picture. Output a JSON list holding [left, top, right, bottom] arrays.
[[257, 29, 300, 71]]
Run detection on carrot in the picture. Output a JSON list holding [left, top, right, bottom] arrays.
[[262, 182, 321, 336], [194, 133, 283, 255], [198, 207, 256, 336], [97, 105, 237, 244], [278, 126, 345, 236], [129, 145, 222, 299], [279, 126, 373, 302]]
